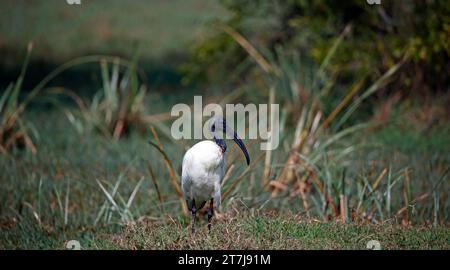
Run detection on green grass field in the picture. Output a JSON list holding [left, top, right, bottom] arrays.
[[0, 109, 448, 250], [2, 211, 449, 250], [0, 1, 449, 250]]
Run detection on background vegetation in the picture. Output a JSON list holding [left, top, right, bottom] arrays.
[[0, 0, 448, 249]]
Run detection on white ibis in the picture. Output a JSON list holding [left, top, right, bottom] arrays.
[[181, 116, 250, 233]]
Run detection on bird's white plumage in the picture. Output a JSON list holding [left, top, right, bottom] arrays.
[[181, 140, 225, 210]]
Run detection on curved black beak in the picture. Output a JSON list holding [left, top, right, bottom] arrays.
[[215, 117, 251, 166], [233, 132, 251, 166]]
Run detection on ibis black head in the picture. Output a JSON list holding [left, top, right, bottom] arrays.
[[209, 116, 250, 166]]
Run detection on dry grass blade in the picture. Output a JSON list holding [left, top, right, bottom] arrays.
[[316, 24, 352, 80], [226, 143, 238, 166], [46, 87, 88, 111], [0, 42, 37, 154], [220, 24, 276, 75], [143, 111, 177, 122], [270, 108, 311, 196], [149, 127, 181, 195], [295, 177, 310, 218], [373, 168, 388, 190], [221, 164, 235, 188], [339, 169, 347, 223], [222, 153, 265, 200], [402, 169, 411, 225], [149, 126, 188, 215], [64, 179, 70, 226], [364, 168, 388, 199], [339, 194, 347, 223], [269, 180, 288, 191], [262, 87, 275, 185], [319, 77, 365, 131], [304, 164, 339, 217], [23, 202, 42, 227], [335, 57, 407, 129], [395, 193, 429, 217], [147, 162, 164, 213]]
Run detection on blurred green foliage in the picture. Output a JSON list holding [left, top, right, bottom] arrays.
[[183, 0, 450, 93]]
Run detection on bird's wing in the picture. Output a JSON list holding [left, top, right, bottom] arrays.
[[181, 152, 192, 200], [181, 174, 190, 198]]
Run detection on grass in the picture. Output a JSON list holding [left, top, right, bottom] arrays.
[[55, 55, 149, 139], [0, 106, 448, 250], [0, 44, 448, 250], [219, 26, 449, 226], [0, 43, 37, 154], [0, 12, 448, 250], [1, 210, 448, 250], [0, 0, 228, 64]]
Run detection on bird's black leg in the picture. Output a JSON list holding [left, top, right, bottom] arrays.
[[191, 199, 197, 234], [207, 198, 214, 232]]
